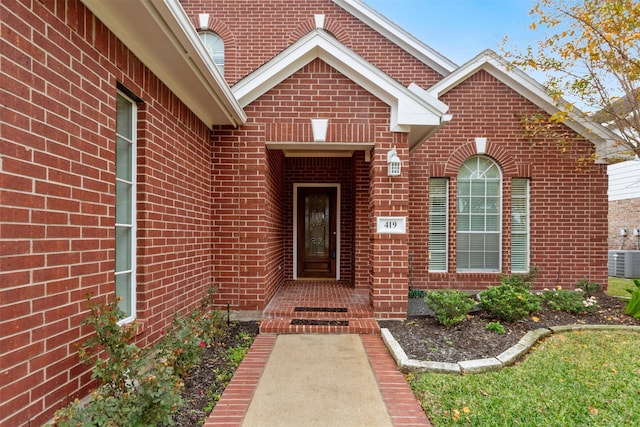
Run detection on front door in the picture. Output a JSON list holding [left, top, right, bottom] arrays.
[[297, 187, 337, 278]]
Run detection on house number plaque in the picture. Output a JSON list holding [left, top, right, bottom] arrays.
[[376, 217, 406, 234]]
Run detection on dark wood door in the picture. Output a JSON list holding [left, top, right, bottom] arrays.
[[297, 187, 337, 278]]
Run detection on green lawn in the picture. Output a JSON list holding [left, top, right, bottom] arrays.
[[608, 277, 637, 298], [410, 331, 640, 426]]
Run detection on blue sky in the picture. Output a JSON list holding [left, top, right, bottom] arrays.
[[364, 0, 539, 66]]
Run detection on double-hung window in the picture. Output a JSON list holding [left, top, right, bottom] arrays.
[[456, 156, 501, 272], [428, 178, 448, 272], [115, 91, 136, 322], [511, 179, 530, 272]]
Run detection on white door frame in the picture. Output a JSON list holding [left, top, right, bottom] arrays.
[[293, 183, 341, 280]]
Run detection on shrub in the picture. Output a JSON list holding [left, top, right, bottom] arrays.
[[54, 287, 226, 427], [625, 279, 640, 319], [575, 278, 602, 297], [541, 288, 598, 313], [54, 295, 184, 426], [479, 276, 541, 322], [485, 321, 506, 334], [423, 290, 475, 327], [408, 288, 426, 299]]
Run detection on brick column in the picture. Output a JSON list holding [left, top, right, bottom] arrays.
[[369, 133, 409, 319]]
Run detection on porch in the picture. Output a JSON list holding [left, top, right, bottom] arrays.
[[259, 281, 380, 334]]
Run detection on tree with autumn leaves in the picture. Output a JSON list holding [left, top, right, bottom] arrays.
[[505, 0, 639, 162]]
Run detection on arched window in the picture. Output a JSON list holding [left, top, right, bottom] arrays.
[[457, 156, 501, 272], [198, 31, 224, 75]]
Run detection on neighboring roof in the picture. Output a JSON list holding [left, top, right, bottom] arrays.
[[232, 29, 452, 151], [592, 89, 639, 124], [428, 50, 620, 163], [81, 0, 246, 128], [333, 0, 457, 76]]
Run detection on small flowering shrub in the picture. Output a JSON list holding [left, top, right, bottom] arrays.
[[157, 288, 225, 377], [54, 287, 226, 427], [479, 274, 541, 322], [541, 288, 598, 313], [423, 290, 475, 327], [575, 278, 602, 297]]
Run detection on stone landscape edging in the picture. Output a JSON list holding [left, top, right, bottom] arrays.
[[381, 324, 640, 375]]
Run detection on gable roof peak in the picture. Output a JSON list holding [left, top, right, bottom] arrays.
[[232, 29, 451, 151], [332, 0, 457, 76], [428, 49, 618, 162]]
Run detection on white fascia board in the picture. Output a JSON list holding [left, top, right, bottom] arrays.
[[81, 0, 246, 128], [233, 30, 449, 131], [427, 50, 618, 161], [332, 0, 457, 76]]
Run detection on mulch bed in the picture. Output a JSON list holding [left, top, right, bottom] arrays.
[[171, 321, 259, 427], [379, 292, 639, 363], [171, 293, 638, 426]]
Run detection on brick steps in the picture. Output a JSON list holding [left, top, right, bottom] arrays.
[[259, 281, 379, 334], [259, 317, 380, 334]]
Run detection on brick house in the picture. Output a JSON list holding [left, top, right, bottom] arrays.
[[0, 0, 617, 425]]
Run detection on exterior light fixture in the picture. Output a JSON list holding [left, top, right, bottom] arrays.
[[311, 118, 328, 142], [620, 228, 627, 236], [387, 146, 401, 176]]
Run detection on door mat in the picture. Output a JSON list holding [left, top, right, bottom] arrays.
[[290, 319, 349, 326], [294, 307, 348, 313]]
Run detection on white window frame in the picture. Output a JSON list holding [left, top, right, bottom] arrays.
[[428, 178, 448, 272], [511, 178, 530, 273], [198, 31, 224, 75], [456, 156, 502, 272], [115, 91, 137, 323]]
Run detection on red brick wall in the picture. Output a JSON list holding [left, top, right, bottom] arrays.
[[283, 157, 355, 281], [1, 1, 217, 425], [608, 199, 640, 250], [210, 58, 391, 308], [180, 0, 443, 86], [408, 71, 609, 291]]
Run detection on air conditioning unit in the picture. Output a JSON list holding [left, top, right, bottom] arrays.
[[608, 250, 640, 278]]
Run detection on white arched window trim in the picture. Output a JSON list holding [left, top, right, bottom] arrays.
[[198, 31, 224, 75], [456, 156, 502, 272]]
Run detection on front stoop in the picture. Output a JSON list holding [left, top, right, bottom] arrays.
[[259, 281, 380, 334], [259, 317, 380, 334]]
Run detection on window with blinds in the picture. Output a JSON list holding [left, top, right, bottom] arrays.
[[511, 178, 530, 272], [456, 156, 502, 272], [428, 178, 448, 272]]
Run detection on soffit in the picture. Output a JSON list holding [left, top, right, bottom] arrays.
[[81, 0, 246, 128]]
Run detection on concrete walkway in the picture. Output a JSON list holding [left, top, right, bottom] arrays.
[[205, 334, 432, 426]]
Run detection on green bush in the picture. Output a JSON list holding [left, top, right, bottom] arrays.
[[479, 276, 541, 322], [541, 289, 598, 313], [423, 290, 475, 327], [54, 295, 184, 426], [485, 321, 506, 334], [156, 288, 225, 377], [54, 288, 226, 427], [408, 288, 426, 299], [625, 279, 640, 319], [575, 278, 602, 297]]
